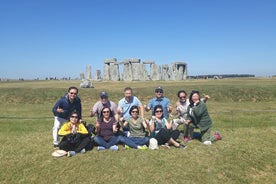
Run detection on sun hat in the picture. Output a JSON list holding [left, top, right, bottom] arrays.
[[51, 149, 67, 158], [149, 138, 159, 150]]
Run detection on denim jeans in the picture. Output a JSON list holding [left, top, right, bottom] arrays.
[[120, 136, 149, 148], [93, 135, 120, 148]]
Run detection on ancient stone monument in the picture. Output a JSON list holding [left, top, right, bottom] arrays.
[[103, 58, 120, 81], [94, 69, 102, 81], [80, 65, 94, 88], [103, 58, 187, 81]]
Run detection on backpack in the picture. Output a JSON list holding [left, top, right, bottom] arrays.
[[82, 121, 96, 150]]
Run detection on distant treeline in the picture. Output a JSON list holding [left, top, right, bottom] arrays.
[[188, 74, 255, 79]]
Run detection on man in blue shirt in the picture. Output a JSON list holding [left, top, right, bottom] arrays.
[[118, 87, 144, 136], [118, 87, 144, 121], [144, 86, 172, 119]]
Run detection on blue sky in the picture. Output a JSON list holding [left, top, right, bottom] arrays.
[[0, 0, 275, 79]]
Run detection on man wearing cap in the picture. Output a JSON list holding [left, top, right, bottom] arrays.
[[90, 91, 118, 121], [144, 86, 172, 119]]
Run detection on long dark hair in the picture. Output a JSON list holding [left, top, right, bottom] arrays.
[[189, 90, 200, 106]]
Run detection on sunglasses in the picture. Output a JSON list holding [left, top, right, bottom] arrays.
[[103, 111, 110, 114], [131, 110, 138, 113], [155, 90, 163, 93], [70, 115, 78, 119], [179, 96, 186, 99], [69, 92, 77, 95], [155, 110, 163, 113]]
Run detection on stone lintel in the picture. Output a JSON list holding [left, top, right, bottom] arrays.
[[104, 58, 117, 64], [143, 61, 155, 64], [124, 58, 140, 63], [172, 62, 187, 65]]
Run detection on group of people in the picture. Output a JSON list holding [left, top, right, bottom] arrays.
[[51, 86, 222, 157]]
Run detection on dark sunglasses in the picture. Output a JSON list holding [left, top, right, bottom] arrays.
[[131, 110, 139, 113], [179, 96, 186, 99], [69, 92, 77, 95], [103, 111, 110, 114], [155, 110, 163, 113], [155, 90, 163, 93], [70, 115, 78, 119]]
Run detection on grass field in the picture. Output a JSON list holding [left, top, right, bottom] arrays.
[[0, 78, 275, 184]]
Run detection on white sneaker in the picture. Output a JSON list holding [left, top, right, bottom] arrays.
[[203, 141, 212, 145], [97, 146, 106, 151], [80, 148, 86, 154], [109, 145, 119, 151]]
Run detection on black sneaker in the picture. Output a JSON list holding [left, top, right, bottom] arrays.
[[53, 144, 59, 149]]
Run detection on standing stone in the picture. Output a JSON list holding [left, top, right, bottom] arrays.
[[139, 63, 148, 81], [143, 61, 155, 80], [104, 58, 120, 81], [123, 59, 132, 81], [80, 65, 94, 88], [95, 69, 102, 81], [171, 62, 187, 80], [151, 63, 161, 80], [85, 66, 92, 80], [162, 64, 170, 80], [80, 72, 85, 80], [130, 58, 141, 81]]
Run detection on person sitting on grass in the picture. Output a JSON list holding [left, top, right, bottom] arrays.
[[170, 89, 210, 142], [185, 90, 222, 145], [58, 111, 90, 157], [93, 107, 120, 151], [52, 86, 82, 148], [149, 105, 186, 149], [119, 105, 150, 150]]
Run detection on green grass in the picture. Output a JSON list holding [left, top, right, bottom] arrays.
[[0, 78, 276, 183]]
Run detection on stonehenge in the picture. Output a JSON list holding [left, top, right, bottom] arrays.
[[103, 58, 187, 81], [80, 58, 187, 82]]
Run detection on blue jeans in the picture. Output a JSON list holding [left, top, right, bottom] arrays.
[[120, 136, 149, 148], [93, 135, 120, 148]]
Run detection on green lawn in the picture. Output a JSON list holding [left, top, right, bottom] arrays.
[[0, 78, 275, 184]]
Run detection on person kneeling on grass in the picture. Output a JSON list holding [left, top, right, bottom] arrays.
[[185, 90, 222, 145], [58, 111, 90, 157], [149, 105, 186, 149], [119, 105, 150, 150], [93, 107, 120, 151]]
